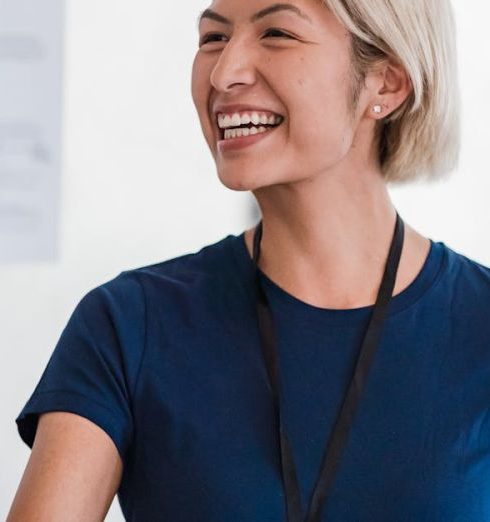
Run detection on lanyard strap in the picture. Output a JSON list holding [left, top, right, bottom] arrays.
[[253, 213, 405, 522]]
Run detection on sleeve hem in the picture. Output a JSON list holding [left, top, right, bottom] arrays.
[[15, 389, 132, 461]]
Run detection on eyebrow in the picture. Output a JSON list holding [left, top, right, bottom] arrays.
[[197, 3, 313, 28]]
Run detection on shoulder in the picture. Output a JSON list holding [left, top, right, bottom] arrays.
[[442, 242, 490, 285], [437, 240, 490, 309], [126, 232, 237, 279], [84, 232, 244, 311]]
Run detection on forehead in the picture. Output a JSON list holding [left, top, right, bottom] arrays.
[[199, 3, 311, 25], [197, 0, 331, 28]]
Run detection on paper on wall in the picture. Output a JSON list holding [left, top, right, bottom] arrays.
[[0, 0, 64, 264]]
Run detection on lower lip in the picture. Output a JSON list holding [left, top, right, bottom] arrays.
[[217, 124, 282, 153]]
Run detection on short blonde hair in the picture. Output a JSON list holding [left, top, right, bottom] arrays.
[[324, 0, 461, 185]]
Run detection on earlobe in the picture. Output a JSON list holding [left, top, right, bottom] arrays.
[[370, 103, 390, 121]]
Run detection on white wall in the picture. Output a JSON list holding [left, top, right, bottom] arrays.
[[1, 0, 488, 519]]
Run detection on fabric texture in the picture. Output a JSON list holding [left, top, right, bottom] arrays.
[[15, 232, 490, 521]]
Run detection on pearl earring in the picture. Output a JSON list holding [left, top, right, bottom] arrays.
[[373, 105, 382, 114]]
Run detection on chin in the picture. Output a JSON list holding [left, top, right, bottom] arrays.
[[215, 168, 271, 192]]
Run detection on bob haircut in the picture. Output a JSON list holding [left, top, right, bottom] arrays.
[[323, 0, 461, 185]]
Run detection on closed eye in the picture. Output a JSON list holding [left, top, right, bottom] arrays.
[[199, 33, 224, 45], [263, 28, 294, 39], [199, 28, 294, 46]]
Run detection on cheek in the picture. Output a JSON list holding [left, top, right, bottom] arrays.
[[190, 57, 202, 109], [191, 57, 221, 155], [288, 78, 352, 158], [190, 56, 211, 114], [294, 84, 327, 131], [289, 53, 353, 150]]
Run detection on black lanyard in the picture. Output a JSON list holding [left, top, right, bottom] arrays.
[[252, 212, 404, 522]]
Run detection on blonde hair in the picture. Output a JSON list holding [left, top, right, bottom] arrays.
[[323, 0, 461, 185]]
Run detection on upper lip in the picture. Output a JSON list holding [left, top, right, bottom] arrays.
[[212, 103, 284, 117]]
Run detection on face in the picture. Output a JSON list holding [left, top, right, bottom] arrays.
[[191, 0, 368, 191]]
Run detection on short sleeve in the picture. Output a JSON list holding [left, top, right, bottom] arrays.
[[15, 271, 146, 461]]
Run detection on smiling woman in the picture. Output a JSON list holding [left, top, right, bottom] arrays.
[[9, 1, 490, 522], [192, 0, 458, 188]]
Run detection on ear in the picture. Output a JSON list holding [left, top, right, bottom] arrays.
[[366, 58, 413, 120]]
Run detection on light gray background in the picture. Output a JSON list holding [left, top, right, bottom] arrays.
[[1, 0, 488, 519]]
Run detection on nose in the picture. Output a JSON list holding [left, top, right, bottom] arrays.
[[209, 37, 256, 93]]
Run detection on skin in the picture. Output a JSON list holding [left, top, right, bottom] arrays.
[[7, 412, 122, 521], [194, 0, 431, 309]]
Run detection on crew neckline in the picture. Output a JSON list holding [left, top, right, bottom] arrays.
[[228, 230, 447, 325]]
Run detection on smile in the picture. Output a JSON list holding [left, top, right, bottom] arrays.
[[223, 125, 272, 140], [216, 111, 284, 141], [217, 121, 282, 153]]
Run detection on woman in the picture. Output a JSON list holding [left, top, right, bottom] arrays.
[[9, 0, 489, 520]]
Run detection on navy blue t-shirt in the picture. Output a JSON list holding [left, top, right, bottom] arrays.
[[15, 232, 490, 521]]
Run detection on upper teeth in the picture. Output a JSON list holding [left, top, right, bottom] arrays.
[[218, 112, 283, 129]]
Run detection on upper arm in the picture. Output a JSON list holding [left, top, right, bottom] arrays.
[[7, 411, 123, 522]]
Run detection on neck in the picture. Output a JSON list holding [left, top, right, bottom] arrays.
[[244, 169, 431, 309]]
